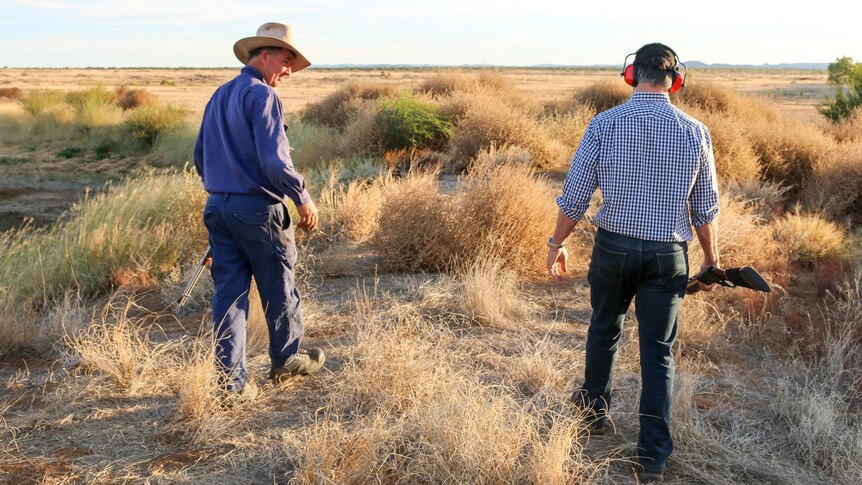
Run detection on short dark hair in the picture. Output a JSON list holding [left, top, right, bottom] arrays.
[[248, 46, 288, 61], [635, 65, 673, 89]]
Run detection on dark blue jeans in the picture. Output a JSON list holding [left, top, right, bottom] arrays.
[[574, 228, 688, 473], [203, 193, 303, 391]]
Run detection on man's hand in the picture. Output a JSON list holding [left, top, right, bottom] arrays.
[[297, 200, 318, 231], [698, 261, 719, 292], [547, 247, 568, 281]]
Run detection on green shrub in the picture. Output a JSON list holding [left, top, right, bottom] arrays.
[[58, 146, 84, 158], [821, 57, 862, 122], [375, 95, 453, 151], [124, 105, 188, 147]]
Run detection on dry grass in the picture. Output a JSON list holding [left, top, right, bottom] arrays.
[[116, 86, 159, 110], [571, 80, 631, 113], [682, 105, 762, 183], [456, 255, 532, 328], [65, 296, 180, 395], [371, 160, 557, 275], [772, 210, 849, 267], [0, 170, 206, 354], [369, 169, 458, 272], [445, 90, 570, 169], [302, 81, 401, 128]]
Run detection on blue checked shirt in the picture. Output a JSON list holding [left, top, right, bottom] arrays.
[[557, 92, 719, 242], [194, 66, 311, 206]]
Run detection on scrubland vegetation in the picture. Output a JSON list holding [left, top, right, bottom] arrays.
[[1, 70, 861, 483]]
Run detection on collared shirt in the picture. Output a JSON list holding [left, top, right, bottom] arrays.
[[194, 65, 311, 206], [557, 92, 719, 242]]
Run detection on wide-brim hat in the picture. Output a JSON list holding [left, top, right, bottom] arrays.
[[233, 22, 311, 72]]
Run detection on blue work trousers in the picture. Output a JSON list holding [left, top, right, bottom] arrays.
[[574, 228, 688, 473], [203, 193, 303, 391]]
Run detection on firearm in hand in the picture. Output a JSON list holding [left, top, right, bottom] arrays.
[[686, 266, 771, 295]]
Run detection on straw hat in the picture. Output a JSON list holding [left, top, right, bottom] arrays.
[[233, 22, 311, 72]]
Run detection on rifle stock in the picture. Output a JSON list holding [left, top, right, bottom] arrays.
[[686, 265, 771, 295], [176, 246, 212, 308]]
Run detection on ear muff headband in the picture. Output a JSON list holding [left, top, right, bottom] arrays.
[[620, 47, 688, 93]]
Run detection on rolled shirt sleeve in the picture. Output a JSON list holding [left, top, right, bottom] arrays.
[[689, 125, 720, 227], [556, 119, 600, 222], [248, 87, 311, 206]]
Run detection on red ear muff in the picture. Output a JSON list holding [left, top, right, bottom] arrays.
[[623, 64, 637, 87], [669, 71, 684, 93]]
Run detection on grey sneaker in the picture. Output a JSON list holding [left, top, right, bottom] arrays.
[[269, 348, 326, 383], [221, 380, 259, 408]]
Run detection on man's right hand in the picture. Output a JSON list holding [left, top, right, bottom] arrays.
[[297, 200, 318, 231]]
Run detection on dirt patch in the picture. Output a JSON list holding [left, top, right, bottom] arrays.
[[0, 183, 91, 233]]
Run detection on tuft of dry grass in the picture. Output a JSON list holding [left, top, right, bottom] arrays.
[[824, 105, 862, 143], [65, 296, 180, 395], [456, 255, 532, 327], [319, 173, 387, 242]]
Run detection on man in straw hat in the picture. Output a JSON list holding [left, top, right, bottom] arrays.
[[194, 22, 324, 402], [545, 43, 720, 482]]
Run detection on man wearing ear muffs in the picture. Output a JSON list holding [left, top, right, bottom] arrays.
[[545, 43, 720, 483]]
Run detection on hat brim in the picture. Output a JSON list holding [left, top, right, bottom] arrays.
[[233, 36, 311, 72]]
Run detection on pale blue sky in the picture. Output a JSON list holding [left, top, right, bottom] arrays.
[[0, 0, 858, 68]]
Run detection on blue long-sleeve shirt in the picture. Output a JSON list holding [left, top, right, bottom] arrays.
[[557, 92, 719, 242], [194, 66, 311, 206]]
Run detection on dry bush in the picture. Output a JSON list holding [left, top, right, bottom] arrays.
[[447, 90, 569, 168], [319, 174, 386, 242], [457, 160, 559, 275], [540, 107, 594, 157], [116, 86, 159, 110], [725, 180, 790, 221], [824, 105, 862, 143], [772, 210, 848, 267], [418, 70, 476, 96], [337, 100, 383, 155], [801, 143, 862, 223], [285, 117, 341, 170], [674, 79, 777, 122], [682, 105, 761, 183], [370, 170, 459, 272], [372, 162, 558, 275], [0, 87, 22, 99], [573, 79, 631, 113], [302, 82, 400, 128], [744, 118, 834, 194], [456, 255, 532, 327]]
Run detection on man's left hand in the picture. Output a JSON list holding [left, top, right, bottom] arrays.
[[547, 247, 568, 280]]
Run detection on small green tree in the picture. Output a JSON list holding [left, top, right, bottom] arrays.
[[821, 56, 862, 122]]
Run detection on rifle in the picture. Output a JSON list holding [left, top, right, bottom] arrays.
[[176, 246, 212, 308], [686, 266, 771, 295]]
